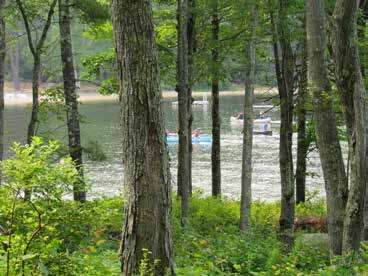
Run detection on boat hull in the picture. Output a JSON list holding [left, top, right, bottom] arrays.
[[166, 134, 212, 144]]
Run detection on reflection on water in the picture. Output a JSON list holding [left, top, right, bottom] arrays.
[[4, 94, 326, 201]]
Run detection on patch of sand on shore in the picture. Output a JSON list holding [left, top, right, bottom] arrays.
[[4, 83, 277, 106]]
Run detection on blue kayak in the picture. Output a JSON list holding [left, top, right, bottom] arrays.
[[166, 134, 212, 144]]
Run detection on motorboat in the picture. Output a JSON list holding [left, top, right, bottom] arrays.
[[230, 113, 272, 135], [165, 133, 212, 144]]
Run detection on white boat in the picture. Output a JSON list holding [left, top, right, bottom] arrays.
[[230, 113, 272, 135], [172, 95, 209, 107], [5, 93, 29, 100]]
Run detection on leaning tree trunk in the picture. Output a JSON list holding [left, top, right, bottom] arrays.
[[0, 0, 4, 184], [332, 0, 368, 253], [240, 1, 257, 231], [211, 0, 221, 197], [306, 0, 348, 255], [271, 0, 295, 250], [111, 0, 175, 274], [16, 0, 57, 145], [296, 30, 308, 204], [17, 0, 57, 200], [58, 0, 86, 202], [27, 57, 41, 145], [177, 0, 191, 225]]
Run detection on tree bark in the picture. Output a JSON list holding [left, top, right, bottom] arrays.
[[306, 0, 348, 255], [0, 0, 5, 184], [177, 0, 191, 225], [16, 0, 57, 200], [187, 0, 195, 195], [111, 0, 175, 274], [240, 1, 257, 231], [58, 0, 86, 202], [271, 0, 295, 249], [16, 0, 57, 145], [332, 0, 368, 252], [358, 0, 368, 243], [10, 42, 21, 92], [211, 0, 221, 197], [296, 29, 308, 204]]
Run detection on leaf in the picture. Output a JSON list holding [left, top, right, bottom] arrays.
[[39, 261, 49, 276], [22, 253, 38, 260]]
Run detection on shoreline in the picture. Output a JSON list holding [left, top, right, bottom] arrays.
[[4, 86, 278, 107]]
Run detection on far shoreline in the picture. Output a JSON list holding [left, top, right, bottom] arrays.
[[3, 84, 278, 107]]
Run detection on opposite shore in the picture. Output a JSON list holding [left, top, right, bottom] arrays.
[[3, 82, 278, 106]]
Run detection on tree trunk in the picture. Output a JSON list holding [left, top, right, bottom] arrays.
[[111, 0, 175, 274], [10, 42, 21, 91], [177, 0, 191, 225], [306, 0, 348, 255], [240, 1, 257, 231], [0, 0, 4, 184], [58, 0, 86, 202], [16, 0, 57, 200], [332, 0, 368, 253], [27, 58, 40, 145], [187, 0, 195, 195], [271, 0, 295, 250], [358, 0, 368, 243], [296, 27, 308, 204], [211, 0, 221, 197]]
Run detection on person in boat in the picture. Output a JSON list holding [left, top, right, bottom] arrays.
[[256, 111, 267, 119], [165, 129, 177, 137], [192, 128, 203, 137]]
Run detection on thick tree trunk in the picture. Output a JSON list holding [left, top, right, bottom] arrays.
[[58, 0, 86, 202], [306, 0, 348, 255], [177, 0, 191, 225], [10, 42, 21, 91], [0, 0, 4, 184], [332, 0, 367, 252], [296, 33, 308, 204], [240, 1, 257, 231], [111, 0, 174, 274], [211, 0, 221, 197], [271, 0, 295, 249]]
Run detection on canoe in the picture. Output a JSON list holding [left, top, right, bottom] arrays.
[[166, 134, 212, 144]]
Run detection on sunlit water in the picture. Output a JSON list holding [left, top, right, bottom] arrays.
[[4, 94, 327, 201]]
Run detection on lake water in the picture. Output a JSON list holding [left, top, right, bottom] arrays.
[[4, 93, 326, 201]]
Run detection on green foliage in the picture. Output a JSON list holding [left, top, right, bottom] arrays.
[[83, 140, 107, 161], [74, 0, 111, 25], [39, 86, 67, 122], [81, 50, 118, 95], [138, 249, 163, 276], [0, 184, 367, 275], [0, 137, 85, 275]]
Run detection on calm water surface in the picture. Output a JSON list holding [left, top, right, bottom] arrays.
[[4, 94, 326, 201]]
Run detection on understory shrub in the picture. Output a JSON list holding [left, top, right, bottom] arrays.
[[0, 142, 365, 275]]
